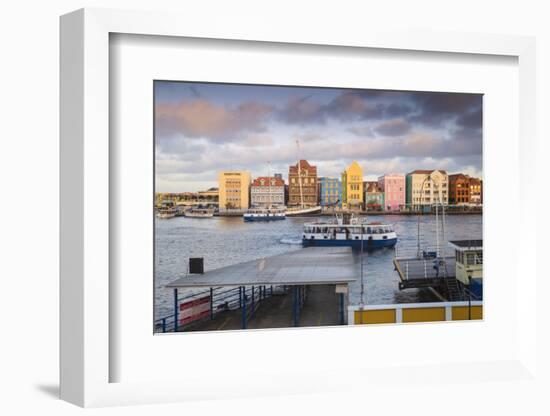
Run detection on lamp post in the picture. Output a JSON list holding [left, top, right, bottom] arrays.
[[468, 273, 472, 320]]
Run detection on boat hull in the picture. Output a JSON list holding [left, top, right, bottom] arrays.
[[184, 209, 215, 218], [285, 206, 322, 216], [243, 215, 286, 222], [302, 237, 397, 249]]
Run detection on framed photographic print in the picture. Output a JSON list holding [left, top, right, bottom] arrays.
[[153, 80, 484, 334], [60, 7, 538, 408]]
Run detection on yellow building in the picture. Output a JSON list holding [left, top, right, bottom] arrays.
[[342, 161, 364, 209], [218, 171, 250, 210]]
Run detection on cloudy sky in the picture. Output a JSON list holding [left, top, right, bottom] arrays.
[[155, 81, 482, 192]]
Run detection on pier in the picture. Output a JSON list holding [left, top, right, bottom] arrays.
[[159, 247, 358, 332], [393, 255, 466, 301]]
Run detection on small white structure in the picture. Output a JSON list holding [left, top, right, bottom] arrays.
[[449, 240, 483, 300]]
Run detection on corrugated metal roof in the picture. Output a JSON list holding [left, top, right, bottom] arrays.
[[449, 240, 483, 251], [166, 247, 358, 288]]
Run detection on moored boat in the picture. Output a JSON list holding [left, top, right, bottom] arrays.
[[156, 209, 176, 219], [285, 205, 322, 216], [184, 208, 214, 218], [244, 207, 286, 222], [302, 213, 397, 249]]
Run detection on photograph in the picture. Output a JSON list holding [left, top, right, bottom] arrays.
[[154, 81, 483, 333]]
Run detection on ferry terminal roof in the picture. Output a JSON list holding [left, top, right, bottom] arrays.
[[166, 247, 358, 288]]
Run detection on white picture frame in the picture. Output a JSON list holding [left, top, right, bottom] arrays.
[[60, 8, 538, 408]]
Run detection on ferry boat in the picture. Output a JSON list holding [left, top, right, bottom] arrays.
[[302, 213, 397, 249], [184, 208, 214, 218], [244, 207, 286, 222]]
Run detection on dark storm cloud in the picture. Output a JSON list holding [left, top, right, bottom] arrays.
[[323, 91, 384, 120], [277, 95, 325, 124], [408, 92, 482, 127], [384, 102, 414, 118], [277, 89, 482, 130], [456, 106, 482, 129], [374, 118, 412, 137], [277, 91, 385, 125]]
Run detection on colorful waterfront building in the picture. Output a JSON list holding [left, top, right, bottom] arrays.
[[319, 177, 342, 207], [341, 161, 364, 209], [378, 173, 405, 211], [288, 160, 318, 207], [364, 181, 384, 211], [250, 176, 285, 207], [448, 174, 483, 205], [448, 174, 471, 205], [218, 171, 251, 210], [405, 169, 448, 210], [469, 177, 482, 205]]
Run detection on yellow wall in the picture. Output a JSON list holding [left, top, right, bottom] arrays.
[[218, 171, 250, 210], [353, 304, 483, 325], [355, 309, 396, 324], [451, 306, 483, 320], [343, 161, 363, 208], [402, 307, 446, 322]]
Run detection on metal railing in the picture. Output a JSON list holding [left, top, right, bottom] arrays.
[[155, 285, 278, 333], [394, 243, 448, 261]]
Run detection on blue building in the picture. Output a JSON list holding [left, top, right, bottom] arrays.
[[319, 177, 342, 207]]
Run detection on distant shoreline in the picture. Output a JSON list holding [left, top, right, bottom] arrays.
[[215, 210, 483, 217]]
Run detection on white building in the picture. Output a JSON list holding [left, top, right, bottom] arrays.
[[406, 169, 448, 209], [250, 176, 285, 207]]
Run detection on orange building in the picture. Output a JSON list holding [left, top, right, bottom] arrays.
[[449, 174, 483, 205]]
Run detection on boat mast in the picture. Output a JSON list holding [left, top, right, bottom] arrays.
[[296, 139, 304, 209]]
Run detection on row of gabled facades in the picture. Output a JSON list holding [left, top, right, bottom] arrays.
[[215, 160, 482, 211]]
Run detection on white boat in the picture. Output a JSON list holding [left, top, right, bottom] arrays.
[[184, 208, 214, 218], [156, 209, 176, 219], [244, 207, 286, 222], [302, 213, 397, 249], [285, 205, 322, 216]]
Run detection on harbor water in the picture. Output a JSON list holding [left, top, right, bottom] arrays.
[[155, 214, 482, 320]]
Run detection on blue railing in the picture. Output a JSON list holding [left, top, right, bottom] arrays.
[[155, 285, 279, 333]]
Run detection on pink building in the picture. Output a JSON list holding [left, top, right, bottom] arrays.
[[378, 173, 405, 211]]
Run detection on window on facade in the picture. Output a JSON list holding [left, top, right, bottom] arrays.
[[475, 251, 483, 265]]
